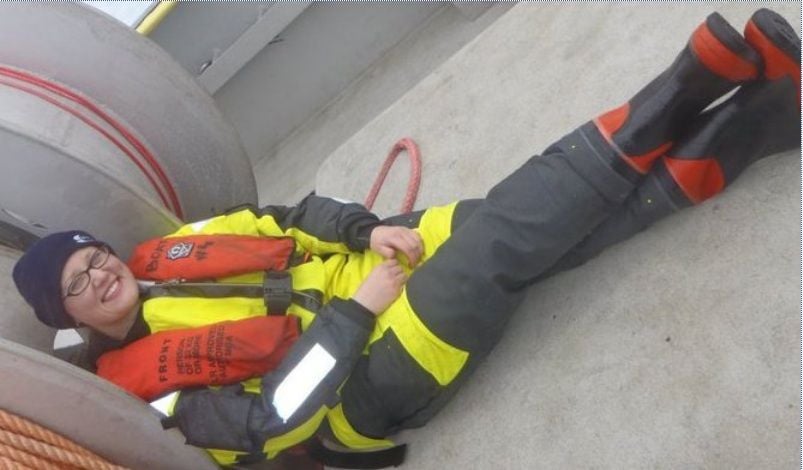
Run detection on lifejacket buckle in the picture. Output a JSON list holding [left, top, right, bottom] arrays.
[[263, 271, 292, 314]]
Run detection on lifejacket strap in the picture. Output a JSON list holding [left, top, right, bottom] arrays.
[[305, 437, 407, 469], [160, 415, 178, 430]]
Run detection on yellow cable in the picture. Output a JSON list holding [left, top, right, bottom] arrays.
[[136, 1, 178, 36]]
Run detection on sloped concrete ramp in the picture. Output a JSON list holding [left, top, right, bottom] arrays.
[[317, 3, 800, 468]]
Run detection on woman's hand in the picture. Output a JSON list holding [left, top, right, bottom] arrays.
[[352, 259, 407, 315], [370, 226, 424, 267]]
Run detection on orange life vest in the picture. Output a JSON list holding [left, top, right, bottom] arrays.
[[97, 234, 304, 400]]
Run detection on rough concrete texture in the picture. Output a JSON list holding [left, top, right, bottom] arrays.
[[253, 3, 514, 206], [308, 3, 801, 469]]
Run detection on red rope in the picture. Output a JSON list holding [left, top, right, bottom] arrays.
[[364, 138, 421, 214], [0, 77, 174, 216], [0, 65, 183, 219]]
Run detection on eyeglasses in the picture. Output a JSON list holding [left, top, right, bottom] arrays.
[[62, 246, 111, 299]]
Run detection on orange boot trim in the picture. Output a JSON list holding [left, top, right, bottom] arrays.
[[744, 19, 801, 104], [663, 156, 726, 205], [691, 23, 760, 82], [594, 103, 671, 174]]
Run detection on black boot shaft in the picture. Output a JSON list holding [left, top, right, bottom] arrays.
[[617, 50, 748, 158], [593, 12, 761, 176], [666, 79, 799, 186]]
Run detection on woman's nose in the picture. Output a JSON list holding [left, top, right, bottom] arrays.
[[89, 267, 111, 287]]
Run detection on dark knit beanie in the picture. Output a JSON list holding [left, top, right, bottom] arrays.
[[12, 230, 108, 329]]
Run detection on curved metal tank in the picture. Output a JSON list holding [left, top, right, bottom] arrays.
[[0, 3, 257, 257], [0, 338, 218, 469], [0, 5, 258, 465]]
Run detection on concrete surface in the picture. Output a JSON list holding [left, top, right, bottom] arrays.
[[254, 3, 514, 205], [284, 3, 800, 469]]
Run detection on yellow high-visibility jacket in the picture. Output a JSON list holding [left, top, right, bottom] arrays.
[[123, 195, 475, 466]]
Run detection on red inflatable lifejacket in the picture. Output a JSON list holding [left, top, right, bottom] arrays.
[[98, 234, 306, 400], [128, 234, 298, 281], [97, 315, 300, 401]]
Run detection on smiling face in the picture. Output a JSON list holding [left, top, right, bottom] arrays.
[[61, 246, 140, 334]]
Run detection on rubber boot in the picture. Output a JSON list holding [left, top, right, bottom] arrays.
[[745, 8, 801, 104], [536, 9, 800, 281], [590, 12, 761, 182], [660, 8, 801, 205]]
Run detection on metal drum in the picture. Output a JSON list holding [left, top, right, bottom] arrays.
[[0, 3, 256, 256], [0, 338, 218, 469], [0, 5, 258, 459]]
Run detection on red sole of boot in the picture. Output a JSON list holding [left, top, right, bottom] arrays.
[[690, 14, 760, 82], [745, 12, 800, 102]]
